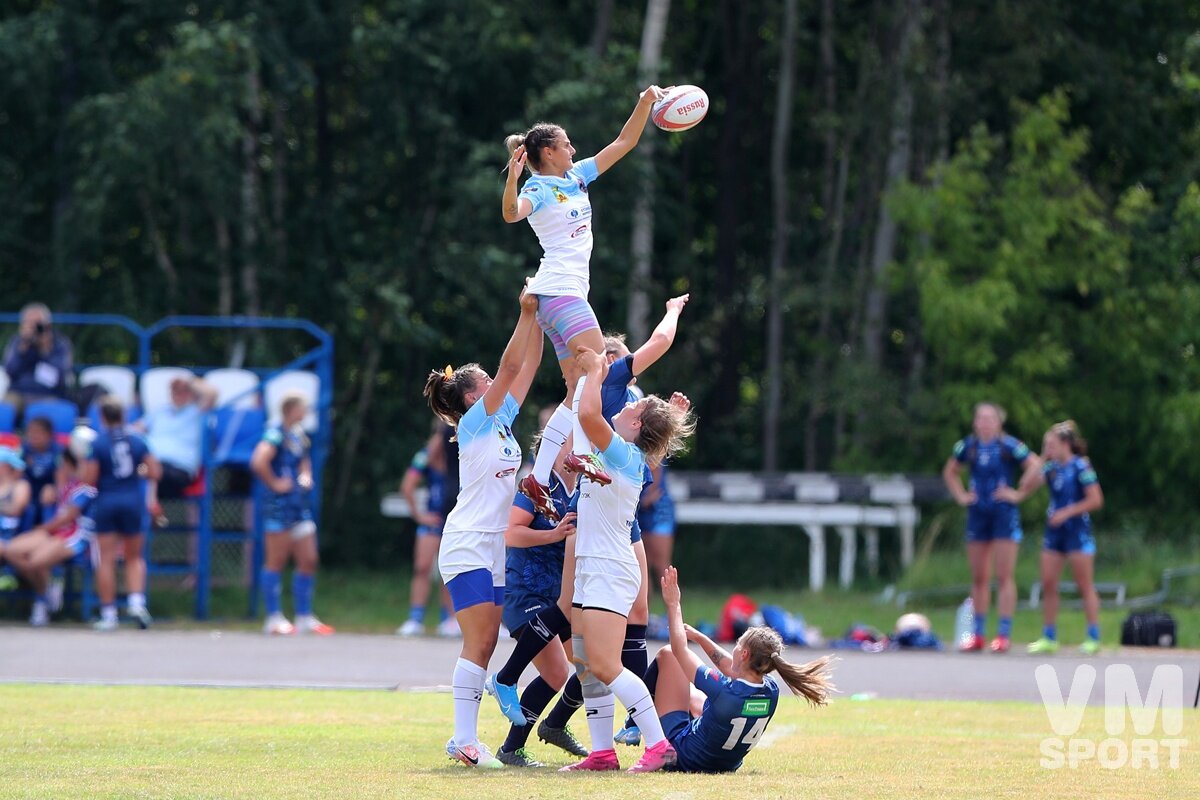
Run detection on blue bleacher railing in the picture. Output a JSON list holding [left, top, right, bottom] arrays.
[[0, 312, 333, 620]]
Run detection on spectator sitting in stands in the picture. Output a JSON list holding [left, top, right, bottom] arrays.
[[137, 375, 217, 499], [3, 450, 96, 626], [0, 445, 32, 590], [2, 303, 74, 419], [22, 416, 61, 525]]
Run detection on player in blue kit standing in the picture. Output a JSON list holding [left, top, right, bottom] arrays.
[[84, 397, 161, 631], [995, 420, 1105, 654], [424, 286, 543, 769], [396, 425, 458, 638], [251, 391, 334, 637], [501, 85, 670, 517], [650, 565, 834, 773], [942, 402, 1042, 652]]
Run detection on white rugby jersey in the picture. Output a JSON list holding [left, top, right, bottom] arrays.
[[442, 394, 523, 536], [521, 157, 600, 298], [574, 433, 645, 566]]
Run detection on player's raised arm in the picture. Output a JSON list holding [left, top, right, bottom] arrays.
[[661, 565, 704, 679], [593, 85, 669, 175], [631, 294, 690, 376], [501, 140, 532, 223], [574, 347, 613, 452]]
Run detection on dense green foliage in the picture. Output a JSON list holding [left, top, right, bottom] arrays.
[[2, 2, 1199, 562]]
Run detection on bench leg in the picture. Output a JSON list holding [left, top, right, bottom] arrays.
[[837, 525, 856, 590], [804, 524, 825, 593], [865, 526, 880, 578]]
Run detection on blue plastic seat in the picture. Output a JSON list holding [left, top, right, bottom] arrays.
[[211, 407, 266, 466], [23, 398, 78, 436]]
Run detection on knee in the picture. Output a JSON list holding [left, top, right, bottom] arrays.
[[543, 659, 570, 691]]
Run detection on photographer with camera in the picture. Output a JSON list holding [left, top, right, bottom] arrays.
[[3, 303, 74, 420]]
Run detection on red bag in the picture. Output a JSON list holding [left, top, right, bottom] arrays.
[[717, 594, 759, 643]]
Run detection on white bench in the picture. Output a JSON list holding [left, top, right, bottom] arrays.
[[379, 490, 918, 592]]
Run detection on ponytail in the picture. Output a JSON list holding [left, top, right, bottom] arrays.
[[502, 123, 564, 172], [1050, 419, 1088, 456], [741, 626, 836, 707], [423, 363, 483, 427]]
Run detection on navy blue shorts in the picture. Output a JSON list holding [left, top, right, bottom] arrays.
[[638, 497, 676, 536], [91, 494, 145, 536], [1043, 521, 1095, 555], [966, 504, 1022, 543], [264, 496, 312, 533], [503, 587, 560, 635]]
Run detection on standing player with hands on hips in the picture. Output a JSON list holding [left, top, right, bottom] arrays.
[[424, 284, 543, 769], [500, 85, 670, 520]]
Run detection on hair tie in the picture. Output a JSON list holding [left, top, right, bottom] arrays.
[[443, 365, 454, 380]]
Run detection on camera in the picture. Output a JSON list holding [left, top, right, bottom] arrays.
[[34, 321, 46, 335]]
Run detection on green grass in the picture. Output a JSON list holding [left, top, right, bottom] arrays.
[[1, 684, 1196, 799]]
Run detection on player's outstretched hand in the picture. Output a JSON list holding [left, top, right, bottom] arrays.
[[639, 85, 668, 106], [661, 565, 682, 609], [665, 294, 690, 314], [669, 392, 690, 413], [683, 623, 705, 643]]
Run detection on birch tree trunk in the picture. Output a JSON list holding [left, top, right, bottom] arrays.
[[762, 0, 798, 471], [626, 0, 671, 345]]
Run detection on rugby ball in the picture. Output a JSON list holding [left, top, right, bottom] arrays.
[[652, 85, 709, 132]]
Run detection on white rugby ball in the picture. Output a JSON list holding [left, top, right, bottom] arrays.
[[652, 85, 709, 132]]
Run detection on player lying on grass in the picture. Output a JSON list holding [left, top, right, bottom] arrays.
[[652, 565, 836, 773]]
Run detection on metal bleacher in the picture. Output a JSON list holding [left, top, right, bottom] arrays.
[[0, 312, 333, 620]]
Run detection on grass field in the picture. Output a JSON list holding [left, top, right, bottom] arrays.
[[3, 684, 1196, 799]]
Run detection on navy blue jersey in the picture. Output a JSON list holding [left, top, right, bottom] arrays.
[[506, 474, 575, 597], [952, 434, 1030, 510], [602, 355, 639, 422], [262, 424, 309, 503], [408, 448, 446, 514], [89, 427, 150, 496], [23, 439, 61, 499], [1045, 456, 1099, 524], [675, 666, 781, 772]]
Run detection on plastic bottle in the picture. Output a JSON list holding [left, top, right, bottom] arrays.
[[954, 597, 975, 648]]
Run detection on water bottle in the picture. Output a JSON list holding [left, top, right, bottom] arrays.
[[954, 597, 975, 649]]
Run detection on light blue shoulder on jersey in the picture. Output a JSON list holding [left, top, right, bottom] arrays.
[[520, 181, 548, 215], [1077, 457, 1099, 485], [570, 157, 599, 187], [952, 438, 969, 461], [1002, 434, 1031, 461], [456, 393, 519, 447], [599, 433, 646, 486], [263, 428, 284, 446]]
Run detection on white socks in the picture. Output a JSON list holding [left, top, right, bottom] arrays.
[[583, 691, 616, 753], [571, 376, 589, 456], [128, 592, 146, 611], [606, 668, 666, 747], [532, 404, 573, 485], [452, 657, 486, 746]]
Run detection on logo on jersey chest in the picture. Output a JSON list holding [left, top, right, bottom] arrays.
[[741, 698, 771, 717], [552, 186, 569, 203], [495, 467, 517, 479]]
